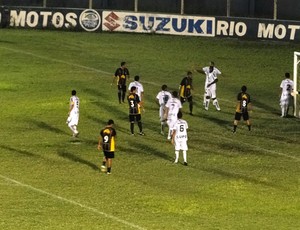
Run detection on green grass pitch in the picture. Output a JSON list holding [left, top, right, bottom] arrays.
[[0, 29, 299, 229]]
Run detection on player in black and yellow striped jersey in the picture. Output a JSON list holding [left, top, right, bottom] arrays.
[[233, 86, 252, 133], [128, 86, 145, 135], [179, 71, 194, 115], [112, 61, 130, 104], [98, 119, 117, 174]]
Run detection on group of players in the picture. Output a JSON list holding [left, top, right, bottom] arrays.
[[66, 60, 296, 174]]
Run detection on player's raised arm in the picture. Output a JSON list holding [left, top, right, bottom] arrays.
[[195, 68, 205, 74]]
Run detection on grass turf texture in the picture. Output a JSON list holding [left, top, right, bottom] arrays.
[[0, 29, 299, 230]]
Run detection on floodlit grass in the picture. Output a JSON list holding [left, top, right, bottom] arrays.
[[0, 29, 299, 230]]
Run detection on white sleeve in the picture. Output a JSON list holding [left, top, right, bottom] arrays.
[[215, 68, 221, 75], [280, 81, 284, 89], [156, 92, 160, 100], [140, 84, 144, 93]]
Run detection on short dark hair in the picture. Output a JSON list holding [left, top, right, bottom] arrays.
[[187, 71, 192, 75], [130, 86, 137, 92], [107, 119, 114, 125], [241, 85, 247, 92], [177, 111, 183, 119], [161, 84, 168, 90], [172, 91, 178, 97], [285, 72, 290, 78], [72, 90, 76, 95], [134, 75, 140, 81], [121, 61, 126, 66]]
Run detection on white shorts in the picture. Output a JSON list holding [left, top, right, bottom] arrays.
[[280, 95, 292, 106], [174, 140, 188, 151], [167, 117, 177, 128], [67, 111, 79, 126], [205, 85, 217, 99]]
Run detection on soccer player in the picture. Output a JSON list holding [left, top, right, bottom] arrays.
[[164, 91, 182, 140], [128, 86, 145, 135], [98, 119, 116, 175], [156, 84, 172, 135], [112, 61, 130, 104], [233, 85, 252, 133], [197, 61, 222, 111], [280, 72, 294, 117], [179, 71, 194, 115], [128, 75, 144, 101], [171, 111, 189, 166], [66, 89, 80, 137]]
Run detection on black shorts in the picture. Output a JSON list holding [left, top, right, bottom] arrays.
[[117, 84, 126, 92], [104, 151, 114, 159], [180, 96, 193, 103], [129, 114, 141, 123], [235, 112, 249, 121]]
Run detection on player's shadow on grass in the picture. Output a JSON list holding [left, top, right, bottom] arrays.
[[199, 113, 231, 127], [0, 145, 37, 157], [86, 115, 107, 127], [57, 150, 100, 172], [252, 99, 278, 116], [129, 142, 173, 161], [27, 119, 69, 135], [201, 167, 284, 190], [215, 142, 282, 158], [84, 88, 129, 119]]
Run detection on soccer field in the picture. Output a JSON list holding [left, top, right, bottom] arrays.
[[0, 29, 299, 230]]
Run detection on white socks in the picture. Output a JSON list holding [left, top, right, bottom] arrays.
[[174, 150, 187, 163], [68, 124, 78, 135], [213, 99, 221, 111], [183, 150, 187, 163], [174, 151, 179, 163]]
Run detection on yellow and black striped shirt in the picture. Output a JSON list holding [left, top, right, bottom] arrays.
[[100, 127, 116, 152], [236, 92, 251, 113]]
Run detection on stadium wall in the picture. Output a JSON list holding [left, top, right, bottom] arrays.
[[1, 6, 300, 42], [1, 0, 300, 21]]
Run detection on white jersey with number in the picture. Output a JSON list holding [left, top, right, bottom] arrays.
[[68, 95, 80, 126], [165, 97, 182, 128], [280, 78, 294, 106], [156, 90, 172, 119], [280, 79, 294, 99], [172, 119, 188, 151], [128, 81, 144, 100], [165, 98, 182, 120]]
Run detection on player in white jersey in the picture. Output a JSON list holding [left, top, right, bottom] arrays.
[[171, 111, 188, 166], [197, 62, 221, 111], [156, 84, 172, 135], [164, 91, 182, 140], [128, 75, 144, 101], [280, 72, 294, 117], [66, 90, 80, 137]]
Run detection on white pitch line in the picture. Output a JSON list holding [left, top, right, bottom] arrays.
[[1, 45, 239, 106], [0, 46, 110, 75], [0, 46, 161, 87], [0, 46, 238, 104], [1, 45, 296, 160], [209, 133, 300, 162], [0, 174, 146, 230]]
